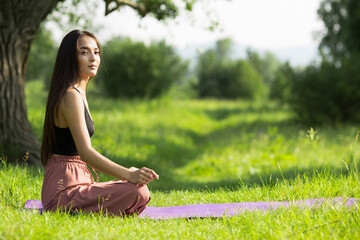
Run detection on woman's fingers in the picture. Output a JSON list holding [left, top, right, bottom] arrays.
[[139, 169, 152, 181], [141, 168, 152, 177], [152, 171, 159, 179], [128, 166, 159, 185], [141, 167, 159, 180]]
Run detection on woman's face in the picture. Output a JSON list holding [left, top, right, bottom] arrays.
[[77, 36, 101, 80]]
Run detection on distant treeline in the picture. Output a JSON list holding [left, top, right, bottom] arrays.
[[26, 0, 360, 125]]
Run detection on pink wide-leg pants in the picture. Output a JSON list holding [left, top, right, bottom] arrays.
[[41, 155, 150, 216]]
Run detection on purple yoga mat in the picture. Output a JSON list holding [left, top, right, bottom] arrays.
[[23, 198, 358, 219]]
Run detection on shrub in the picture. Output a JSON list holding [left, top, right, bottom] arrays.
[[269, 62, 294, 103], [220, 60, 265, 100], [195, 49, 221, 98], [195, 40, 266, 100], [290, 55, 360, 124], [97, 38, 188, 98]]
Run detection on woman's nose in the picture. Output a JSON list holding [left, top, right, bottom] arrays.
[[89, 53, 95, 61]]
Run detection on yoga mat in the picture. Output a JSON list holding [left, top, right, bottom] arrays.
[[23, 199, 43, 214], [23, 198, 358, 219]]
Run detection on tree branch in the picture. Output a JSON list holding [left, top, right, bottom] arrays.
[[104, 0, 146, 17]]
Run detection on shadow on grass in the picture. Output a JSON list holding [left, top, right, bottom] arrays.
[[204, 102, 287, 121], [147, 162, 359, 192]]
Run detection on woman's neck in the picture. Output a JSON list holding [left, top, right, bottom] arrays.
[[73, 79, 88, 95]]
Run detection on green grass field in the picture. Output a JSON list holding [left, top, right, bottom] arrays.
[[1, 80, 360, 239]]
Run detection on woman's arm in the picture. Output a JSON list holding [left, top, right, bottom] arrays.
[[59, 89, 159, 184]]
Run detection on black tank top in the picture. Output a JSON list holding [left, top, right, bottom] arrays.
[[52, 88, 95, 155]]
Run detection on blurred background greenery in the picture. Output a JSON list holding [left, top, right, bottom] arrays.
[[26, 0, 360, 126]]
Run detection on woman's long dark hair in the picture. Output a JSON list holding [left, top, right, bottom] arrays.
[[41, 30, 101, 165]]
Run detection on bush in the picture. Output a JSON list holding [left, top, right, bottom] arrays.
[[195, 49, 221, 98], [290, 55, 360, 124], [98, 38, 188, 99], [269, 62, 294, 103], [195, 40, 266, 100], [220, 60, 265, 100]]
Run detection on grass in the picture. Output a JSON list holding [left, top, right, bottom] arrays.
[[0, 80, 359, 239]]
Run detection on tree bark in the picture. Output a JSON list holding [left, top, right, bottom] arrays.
[[0, 0, 59, 166]]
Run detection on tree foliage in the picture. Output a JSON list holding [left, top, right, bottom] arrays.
[[223, 60, 265, 100], [246, 48, 282, 85], [269, 62, 295, 103], [290, 55, 360, 124], [46, 0, 99, 35], [287, 0, 360, 124], [318, 0, 360, 62], [195, 38, 265, 100], [97, 37, 188, 98], [104, 0, 198, 19]]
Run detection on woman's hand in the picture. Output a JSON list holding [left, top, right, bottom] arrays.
[[127, 167, 159, 185]]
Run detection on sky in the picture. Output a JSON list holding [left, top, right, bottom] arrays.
[[93, 0, 324, 65]]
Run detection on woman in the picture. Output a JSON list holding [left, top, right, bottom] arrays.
[[41, 30, 159, 216]]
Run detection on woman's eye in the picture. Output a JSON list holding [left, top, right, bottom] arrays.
[[81, 51, 88, 55], [95, 51, 100, 55]]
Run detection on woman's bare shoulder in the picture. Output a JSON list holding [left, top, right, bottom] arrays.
[[60, 88, 83, 110]]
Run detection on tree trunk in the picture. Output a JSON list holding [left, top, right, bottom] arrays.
[[0, 0, 59, 166]]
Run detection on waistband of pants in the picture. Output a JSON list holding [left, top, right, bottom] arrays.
[[45, 155, 85, 167], [45, 155, 99, 182]]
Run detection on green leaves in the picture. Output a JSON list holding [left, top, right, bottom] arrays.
[[318, 0, 360, 62], [196, 39, 265, 100], [97, 38, 188, 98], [104, 0, 197, 20]]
